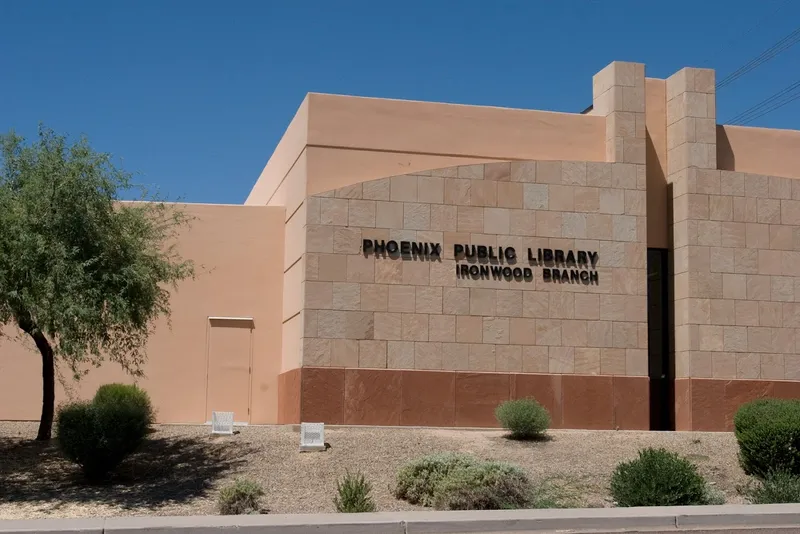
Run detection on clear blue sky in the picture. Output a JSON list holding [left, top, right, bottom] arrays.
[[1, 0, 798, 204]]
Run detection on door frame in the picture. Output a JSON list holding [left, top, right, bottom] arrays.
[[203, 316, 255, 425], [646, 249, 673, 431]]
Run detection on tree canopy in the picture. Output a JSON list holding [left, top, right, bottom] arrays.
[[0, 126, 194, 439]]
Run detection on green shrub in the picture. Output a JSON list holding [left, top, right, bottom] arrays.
[[495, 398, 550, 440], [334, 471, 376, 513], [395, 454, 538, 510], [94, 383, 155, 426], [395, 453, 479, 507], [744, 470, 800, 504], [218, 478, 265, 515], [610, 448, 712, 507], [56, 402, 106, 479], [56, 384, 155, 481], [734, 398, 800, 478], [432, 461, 532, 510], [706, 487, 726, 505]]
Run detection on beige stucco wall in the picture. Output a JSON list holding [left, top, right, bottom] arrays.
[[248, 91, 613, 374], [296, 161, 648, 375], [645, 78, 668, 249], [718, 125, 800, 180], [246, 97, 309, 208], [246, 93, 608, 207], [0, 203, 285, 424], [280, 153, 308, 372]]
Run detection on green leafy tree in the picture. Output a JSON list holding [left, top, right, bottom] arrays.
[[0, 126, 193, 440]]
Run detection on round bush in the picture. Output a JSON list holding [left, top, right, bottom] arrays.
[[218, 478, 265, 515], [495, 398, 550, 440], [56, 384, 155, 481], [734, 398, 800, 478], [56, 402, 105, 478], [432, 461, 533, 510], [744, 470, 800, 504], [610, 448, 711, 507], [94, 383, 155, 424], [93, 383, 154, 455], [395, 453, 479, 506]]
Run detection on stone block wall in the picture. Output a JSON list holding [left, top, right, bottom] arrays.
[[275, 60, 655, 429], [665, 66, 800, 431], [299, 160, 648, 376], [673, 168, 800, 380]]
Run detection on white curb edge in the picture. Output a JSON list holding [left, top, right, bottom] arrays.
[[2, 504, 800, 533]]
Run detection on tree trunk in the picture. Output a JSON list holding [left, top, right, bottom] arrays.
[[31, 331, 55, 441]]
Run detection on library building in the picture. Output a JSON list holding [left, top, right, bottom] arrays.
[[3, 60, 800, 432]]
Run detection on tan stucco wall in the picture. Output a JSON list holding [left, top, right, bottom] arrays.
[[718, 125, 800, 180], [646, 78, 668, 249], [246, 97, 309, 208], [249, 91, 613, 374], [246, 93, 607, 207], [280, 153, 308, 372], [0, 203, 285, 424], [297, 161, 648, 375]]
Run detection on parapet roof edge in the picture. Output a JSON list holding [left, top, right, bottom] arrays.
[[304, 91, 589, 116]]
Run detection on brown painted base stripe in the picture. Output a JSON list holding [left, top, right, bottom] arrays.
[[278, 367, 651, 430]]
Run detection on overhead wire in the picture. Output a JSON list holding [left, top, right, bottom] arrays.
[[739, 93, 800, 124], [716, 2, 800, 126], [727, 79, 800, 123], [727, 80, 800, 125], [716, 24, 800, 90]]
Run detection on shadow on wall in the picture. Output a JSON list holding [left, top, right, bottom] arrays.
[[0, 433, 255, 509], [645, 131, 668, 248], [716, 126, 734, 171], [666, 181, 676, 430]]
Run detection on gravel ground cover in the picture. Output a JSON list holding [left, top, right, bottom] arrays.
[[0, 422, 748, 519]]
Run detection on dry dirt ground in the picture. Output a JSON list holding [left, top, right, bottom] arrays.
[[0, 422, 750, 519]]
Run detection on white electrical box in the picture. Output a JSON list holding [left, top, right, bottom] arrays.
[[211, 411, 235, 435], [299, 422, 326, 451]]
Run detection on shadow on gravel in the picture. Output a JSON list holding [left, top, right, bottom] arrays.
[[489, 433, 555, 445], [0, 434, 254, 510]]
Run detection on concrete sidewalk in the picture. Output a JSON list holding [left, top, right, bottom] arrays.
[[3, 504, 800, 533]]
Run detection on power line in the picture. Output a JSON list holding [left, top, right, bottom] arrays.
[[738, 92, 800, 125], [727, 79, 800, 123], [716, 24, 800, 90], [726, 79, 800, 125]]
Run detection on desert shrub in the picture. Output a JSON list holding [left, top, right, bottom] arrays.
[[94, 383, 155, 427], [705, 487, 726, 505], [56, 384, 154, 481], [525, 477, 583, 509], [334, 471, 376, 513], [395, 454, 539, 510], [610, 448, 712, 507], [56, 402, 106, 479], [218, 478, 265, 515], [395, 453, 479, 506], [734, 398, 800, 478], [432, 461, 532, 510], [744, 470, 800, 504], [495, 398, 550, 440]]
